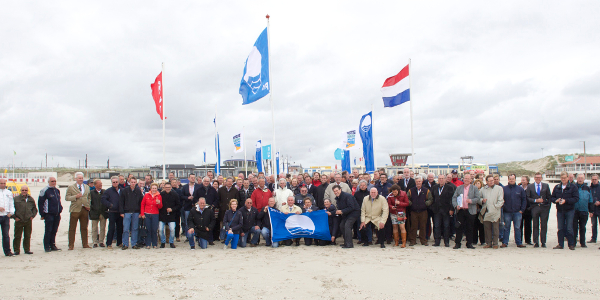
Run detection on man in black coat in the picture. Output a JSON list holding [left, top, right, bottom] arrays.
[[333, 185, 360, 248], [216, 177, 239, 241], [238, 179, 255, 205], [159, 183, 181, 248], [315, 175, 330, 209], [239, 198, 260, 247], [181, 174, 200, 239], [526, 172, 552, 247], [186, 198, 215, 250], [431, 175, 455, 247]]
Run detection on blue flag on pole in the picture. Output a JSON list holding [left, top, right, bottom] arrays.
[[359, 111, 375, 174], [239, 28, 270, 105], [342, 150, 350, 173], [262, 145, 271, 160], [276, 151, 280, 176], [268, 208, 332, 242], [256, 140, 263, 173], [215, 133, 221, 175]]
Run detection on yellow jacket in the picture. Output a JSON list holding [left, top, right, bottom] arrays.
[[361, 195, 389, 226]]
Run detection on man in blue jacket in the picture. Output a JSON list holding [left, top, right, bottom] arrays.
[[551, 171, 579, 250], [501, 174, 527, 248], [38, 177, 63, 252], [102, 177, 123, 249], [589, 174, 600, 244], [572, 174, 593, 247]]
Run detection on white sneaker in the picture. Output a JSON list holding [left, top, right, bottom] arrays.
[[223, 245, 228, 250]]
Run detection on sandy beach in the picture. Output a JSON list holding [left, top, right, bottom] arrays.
[[1, 180, 599, 300]]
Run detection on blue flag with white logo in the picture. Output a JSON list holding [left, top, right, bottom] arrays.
[[262, 144, 271, 160], [268, 208, 331, 242], [359, 111, 375, 174], [239, 28, 270, 105]]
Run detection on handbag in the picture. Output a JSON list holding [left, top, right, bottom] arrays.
[[138, 218, 148, 238]]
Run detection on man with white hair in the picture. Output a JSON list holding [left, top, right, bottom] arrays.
[[274, 178, 293, 210], [407, 176, 433, 246], [0, 179, 15, 256], [65, 172, 91, 250], [452, 174, 481, 249], [324, 174, 352, 206], [39, 177, 63, 252]]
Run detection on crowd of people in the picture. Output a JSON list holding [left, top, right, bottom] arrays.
[[0, 167, 598, 255]]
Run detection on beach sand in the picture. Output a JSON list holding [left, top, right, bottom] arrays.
[[1, 180, 599, 299]]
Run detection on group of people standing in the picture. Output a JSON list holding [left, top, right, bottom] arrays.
[[0, 167, 598, 255]]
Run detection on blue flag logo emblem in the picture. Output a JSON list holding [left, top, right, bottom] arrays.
[[285, 215, 315, 235], [240, 28, 270, 105]]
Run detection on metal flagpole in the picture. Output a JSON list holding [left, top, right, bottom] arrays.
[[215, 106, 219, 175], [243, 127, 248, 177], [371, 102, 377, 171], [408, 58, 415, 172], [267, 14, 276, 177], [162, 62, 166, 182]]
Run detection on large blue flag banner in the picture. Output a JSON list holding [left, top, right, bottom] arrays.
[[342, 150, 350, 173], [239, 28, 270, 105], [359, 111, 375, 173], [215, 133, 221, 175], [268, 208, 332, 242], [256, 140, 263, 173], [262, 144, 271, 160], [276, 151, 280, 175]]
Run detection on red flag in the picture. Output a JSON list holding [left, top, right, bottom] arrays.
[[150, 72, 163, 120]]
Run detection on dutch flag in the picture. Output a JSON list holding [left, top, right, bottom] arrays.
[[381, 64, 410, 107]]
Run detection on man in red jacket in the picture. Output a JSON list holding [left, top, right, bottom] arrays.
[[251, 178, 272, 210]]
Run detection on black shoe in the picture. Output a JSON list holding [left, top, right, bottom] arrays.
[[160, 243, 165, 248], [357, 240, 363, 244], [122, 246, 128, 250], [380, 244, 386, 248], [13, 252, 19, 256], [581, 244, 587, 248], [453, 245, 461, 249], [588, 239, 596, 243], [445, 244, 450, 247], [541, 244, 546, 248], [433, 243, 440, 247], [526, 242, 533, 246], [362, 243, 369, 247], [25, 251, 33, 255], [45, 248, 52, 253], [190, 246, 195, 250], [386, 239, 392, 244], [534, 243, 539, 248], [466, 245, 475, 249], [209, 242, 215, 246], [341, 245, 353, 249], [170, 243, 176, 248], [50, 246, 61, 251], [5, 252, 14, 257]]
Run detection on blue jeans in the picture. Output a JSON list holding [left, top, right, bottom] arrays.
[[43, 214, 61, 250], [502, 212, 523, 246], [144, 214, 159, 247], [181, 209, 190, 234], [122, 213, 139, 247], [224, 233, 240, 249], [186, 231, 208, 249], [159, 221, 176, 244], [557, 209, 575, 248], [499, 210, 505, 240], [239, 227, 261, 247], [260, 227, 278, 247]]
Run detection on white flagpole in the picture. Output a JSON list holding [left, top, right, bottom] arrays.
[[162, 62, 166, 182], [215, 106, 219, 175], [371, 102, 377, 171], [267, 14, 276, 178], [243, 127, 247, 177], [409, 58, 415, 172]]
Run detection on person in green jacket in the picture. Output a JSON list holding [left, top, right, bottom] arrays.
[[12, 185, 37, 255]]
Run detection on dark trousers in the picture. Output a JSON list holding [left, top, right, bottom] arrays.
[[384, 214, 392, 242], [361, 224, 384, 246], [573, 210, 589, 246], [0, 216, 11, 255], [174, 210, 181, 239], [472, 216, 485, 245], [13, 219, 32, 253], [43, 214, 61, 250], [557, 209, 575, 248], [520, 209, 533, 244], [340, 214, 358, 247], [214, 210, 224, 241], [68, 209, 89, 248], [454, 209, 475, 247], [106, 212, 123, 247], [409, 210, 428, 245], [433, 212, 450, 246], [591, 212, 599, 242], [531, 205, 550, 245]]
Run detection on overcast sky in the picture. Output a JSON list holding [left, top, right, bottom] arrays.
[[2, 0, 599, 169]]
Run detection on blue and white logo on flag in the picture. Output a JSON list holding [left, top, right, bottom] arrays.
[[359, 111, 375, 174], [262, 144, 271, 160], [268, 208, 331, 242], [239, 28, 270, 105]]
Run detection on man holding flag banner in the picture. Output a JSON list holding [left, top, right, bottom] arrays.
[[268, 207, 331, 244]]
